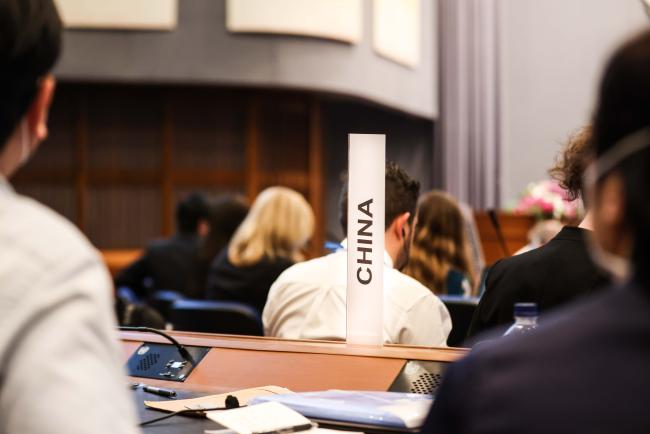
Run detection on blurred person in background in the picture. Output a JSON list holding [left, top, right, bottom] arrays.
[[114, 294, 165, 329], [514, 218, 565, 255], [403, 190, 477, 297], [467, 125, 608, 339], [206, 187, 314, 315], [0, 0, 140, 432], [423, 28, 650, 433], [187, 194, 249, 299], [115, 192, 209, 298]]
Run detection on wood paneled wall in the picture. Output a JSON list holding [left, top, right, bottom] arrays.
[[474, 212, 536, 265], [13, 83, 324, 255]]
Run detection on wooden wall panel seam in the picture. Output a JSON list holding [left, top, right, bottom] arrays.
[[161, 93, 175, 236], [75, 89, 89, 232]]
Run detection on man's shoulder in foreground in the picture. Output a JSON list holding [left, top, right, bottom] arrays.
[[0, 191, 102, 269], [0, 190, 113, 339], [474, 283, 650, 367], [425, 285, 650, 433], [0, 190, 141, 434], [0, 190, 113, 351]]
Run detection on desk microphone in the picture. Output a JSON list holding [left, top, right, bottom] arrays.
[[118, 326, 196, 366], [487, 209, 510, 257]]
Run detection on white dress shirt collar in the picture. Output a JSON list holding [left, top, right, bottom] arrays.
[[0, 173, 12, 195], [0, 174, 14, 209]]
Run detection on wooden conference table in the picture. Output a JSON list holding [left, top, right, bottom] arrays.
[[121, 331, 469, 432]]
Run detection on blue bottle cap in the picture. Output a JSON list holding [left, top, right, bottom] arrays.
[[514, 302, 539, 317]]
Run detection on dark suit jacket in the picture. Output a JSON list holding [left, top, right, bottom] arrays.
[[421, 283, 650, 434], [467, 226, 608, 339], [206, 250, 294, 315], [114, 234, 199, 298]]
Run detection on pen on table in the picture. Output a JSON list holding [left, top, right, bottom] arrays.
[[142, 385, 177, 398], [253, 422, 316, 434], [129, 382, 177, 398]]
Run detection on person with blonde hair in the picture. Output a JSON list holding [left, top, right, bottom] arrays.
[[403, 191, 477, 296], [206, 186, 314, 314]]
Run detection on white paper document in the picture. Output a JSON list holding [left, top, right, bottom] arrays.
[[206, 430, 351, 434], [207, 402, 313, 434]]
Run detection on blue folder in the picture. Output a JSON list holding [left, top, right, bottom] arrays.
[[250, 390, 432, 430]]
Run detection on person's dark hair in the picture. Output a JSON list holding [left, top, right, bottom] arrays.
[[176, 193, 209, 235], [0, 0, 62, 148], [203, 195, 250, 263], [187, 195, 249, 298], [548, 125, 593, 201], [593, 28, 650, 285], [339, 162, 421, 234]]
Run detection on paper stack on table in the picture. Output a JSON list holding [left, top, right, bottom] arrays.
[[205, 402, 361, 434], [207, 401, 312, 434]]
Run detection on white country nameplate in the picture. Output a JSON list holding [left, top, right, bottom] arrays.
[[346, 134, 385, 346]]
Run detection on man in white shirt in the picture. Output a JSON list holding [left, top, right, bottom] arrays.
[[0, 1, 140, 433], [263, 163, 451, 346]]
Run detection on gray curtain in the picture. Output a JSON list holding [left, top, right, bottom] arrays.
[[438, 0, 502, 209]]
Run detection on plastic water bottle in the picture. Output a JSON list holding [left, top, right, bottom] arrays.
[[503, 302, 539, 336]]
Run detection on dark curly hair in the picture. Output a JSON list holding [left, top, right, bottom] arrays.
[[548, 125, 594, 201]]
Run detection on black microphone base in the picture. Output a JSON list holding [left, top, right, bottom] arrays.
[[126, 343, 210, 382]]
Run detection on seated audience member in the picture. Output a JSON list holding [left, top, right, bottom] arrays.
[[458, 202, 486, 286], [422, 29, 650, 433], [0, 1, 139, 432], [115, 192, 209, 298], [514, 218, 564, 255], [467, 125, 608, 338], [206, 187, 314, 314], [115, 295, 166, 329], [187, 195, 249, 298], [263, 163, 451, 346], [403, 191, 477, 296]]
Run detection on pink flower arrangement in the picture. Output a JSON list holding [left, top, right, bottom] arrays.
[[514, 179, 583, 221]]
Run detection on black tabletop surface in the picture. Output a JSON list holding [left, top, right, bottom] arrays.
[[133, 386, 221, 434], [132, 386, 411, 434]]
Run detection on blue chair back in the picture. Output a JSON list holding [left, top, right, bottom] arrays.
[[116, 286, 140, 304], [439, 295, 479, 347], [445, 270, 467, 296], [170, 299, 263, 336], [147, 290, 186, 322]]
